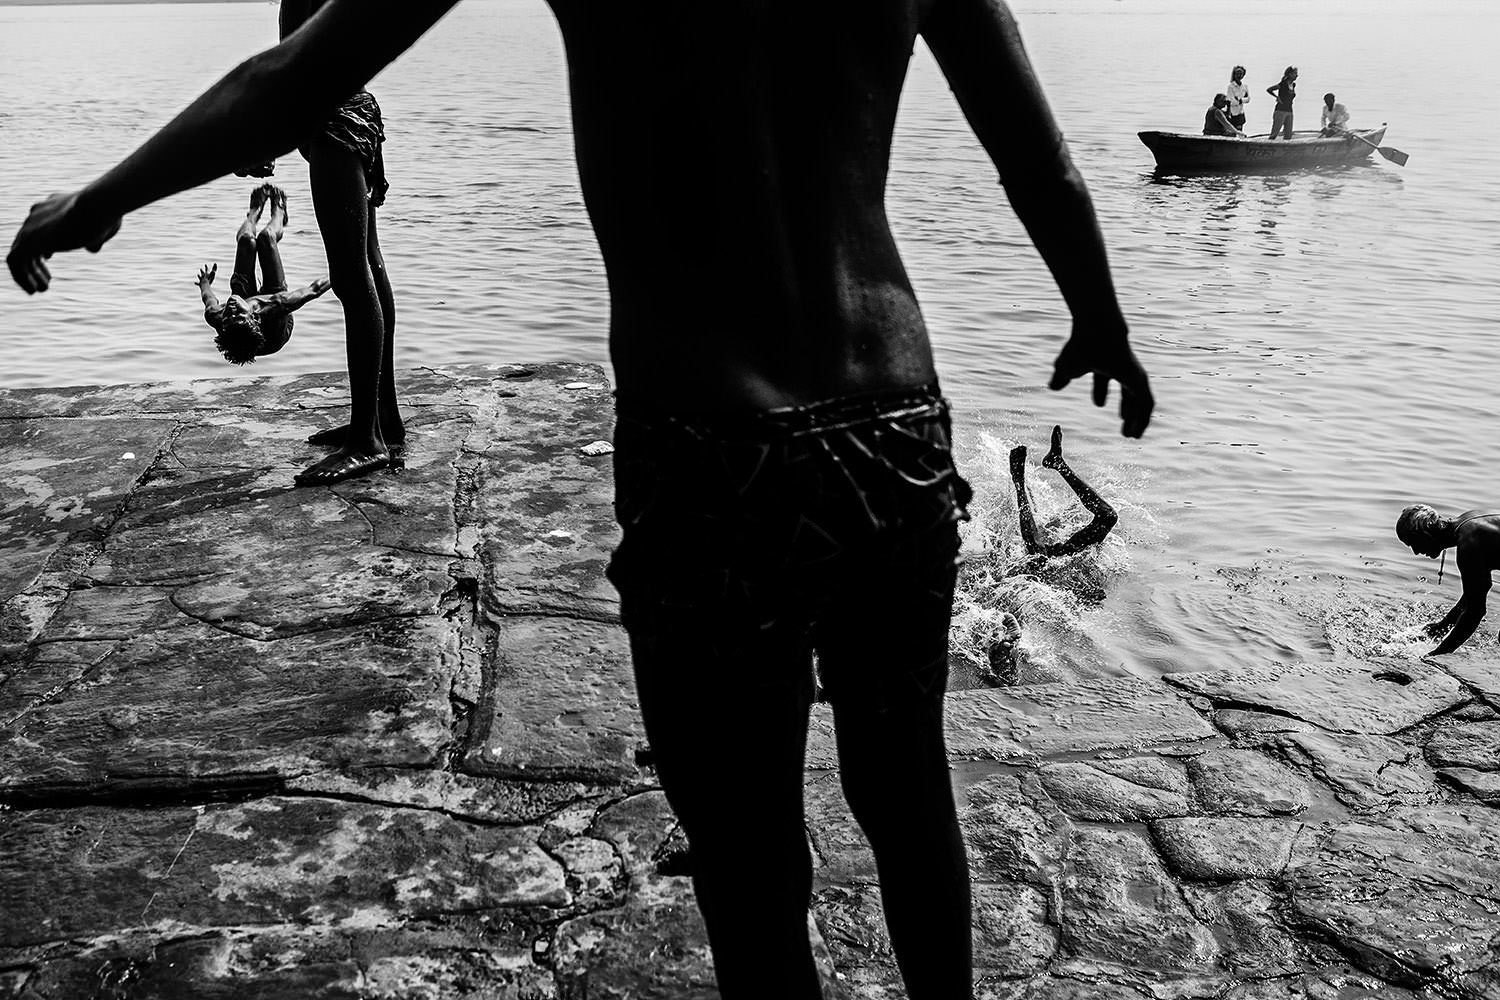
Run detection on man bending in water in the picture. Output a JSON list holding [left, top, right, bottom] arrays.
[[7, 3, 1154, 996], [200, 184, 330, 364], [1396, 505, 1500, 655]]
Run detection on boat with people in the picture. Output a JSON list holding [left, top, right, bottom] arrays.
[[1138, 125, 1389, 173]]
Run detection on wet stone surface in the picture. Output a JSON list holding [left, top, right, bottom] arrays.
[[4, 368, 1500, 998]]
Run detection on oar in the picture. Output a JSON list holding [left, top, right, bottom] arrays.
[[1341, 124, 1409, 166]]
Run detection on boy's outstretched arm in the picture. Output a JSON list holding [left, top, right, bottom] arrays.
[[267, 276, 333, 315], [921, 0, 1153, 438], [8, 0, 461, 294]]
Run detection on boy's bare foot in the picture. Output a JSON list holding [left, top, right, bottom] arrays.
[[307, 418, 406, 449], [248, 185, 268, 216], [1009, 444, 1028, 477], [294, 446, 391, 487], [1041, 425, 1065, 470]]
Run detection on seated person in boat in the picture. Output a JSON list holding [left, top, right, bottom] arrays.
[[1319, 93, 1350, 136], [1203, 94, 1245, 137], [1396, 505, 1500, 655], [198, 184, 331, 365]]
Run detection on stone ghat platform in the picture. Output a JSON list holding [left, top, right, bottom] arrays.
[[1, 364, 1498, 1000]]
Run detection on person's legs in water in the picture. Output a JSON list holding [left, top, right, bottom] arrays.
[[819, 534, 972, 1000], [307, 193, 403, 450], [1041, 424, 1118, 552], [297, 136, 390, 486], [1009, 443, 1047, 556]]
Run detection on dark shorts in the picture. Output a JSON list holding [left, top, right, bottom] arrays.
[[304, 90, 390, 208], [227, 271, 292, 349], [607, 384, 972, 710], [1229, 113, 1246, 129]]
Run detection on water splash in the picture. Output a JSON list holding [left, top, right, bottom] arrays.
[[950, 430, 1161, 685]]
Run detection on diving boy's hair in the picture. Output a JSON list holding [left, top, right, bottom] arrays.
[[214, 309, 266, 366]]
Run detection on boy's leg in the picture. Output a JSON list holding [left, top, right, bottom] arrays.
[[628, 627, 823, 1000], [255, 186, 288, 294], [1044, 425, 1116, 527], [1009, 445, 1046, 556], [819, 534, 972, 1000], [229, 187, 266, 298]]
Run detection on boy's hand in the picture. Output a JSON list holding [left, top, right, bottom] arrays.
[[1049, 321, 1154, 438], [8, 190, 122, 294], [198, 263, 217, 286]]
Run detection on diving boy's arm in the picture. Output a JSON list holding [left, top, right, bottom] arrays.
[[265, 277, 332, 315], [9, 1, 462, 293], [921, 0, 1152, 438], [197, 262, 223, 326], [197, 262, 220, 309]]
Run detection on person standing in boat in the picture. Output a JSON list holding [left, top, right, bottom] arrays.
[[1203, 94, 1245, 137], [1319, 93, 1350, 136], [1266, 66, 1298, 139], [1225, 65, 1251, 132], [1396, 506, 1500, 655]]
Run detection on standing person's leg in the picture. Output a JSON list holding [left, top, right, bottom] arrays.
[[308, 154, 404, 448], [608, 417, 824, 999], [364, 204, 404, 445], [809, 399, 972, 1000], [298, 138, 390, 485], [629, 634, 822, 1000]]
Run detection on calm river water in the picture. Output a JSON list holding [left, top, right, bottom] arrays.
[[2, 0, 1497, 681]]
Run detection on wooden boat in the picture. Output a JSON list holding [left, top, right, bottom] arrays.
[[1138, 126, 1388, 173]]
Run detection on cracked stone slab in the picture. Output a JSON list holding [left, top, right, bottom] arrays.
[[1422, 719, 1500, 771], [1037, 756, 1191, 822], [1437, 767, 1500, 803], [1059, 827, 1220, 974], [472, 372, 620, 621], [1186, 747, 1315, 816], [551, 880, 720, 1000], [1181, 881, 1304, 977], [960, 772, 1071, 893], [1, 616, 458, 798], [1149, 816, 1301, 880], [1166, 658, 1468, 735], [1436, 657, 1500, 706], [0, 796, 567, 949], [946, 676, 1217, 762], [806, 770, 878, 886], [1266, 731, 1440, 813], [0, 417, 177, 659], [0, 920, 550, 1000], [1283, 808, 1500, 990], [1216, 967, 1418, 999], [462, 616, 644, 783], [89, 469, 454, 639], [286, 769, 605, 826]]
